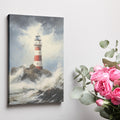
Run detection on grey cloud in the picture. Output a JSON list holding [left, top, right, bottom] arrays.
[[8, 14, 64, 71], [9, 14, 64, 35]]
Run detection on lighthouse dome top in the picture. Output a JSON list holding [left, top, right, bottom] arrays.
[[35, 34, 41, 41]]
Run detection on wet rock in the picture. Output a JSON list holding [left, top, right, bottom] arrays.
[[11, 64, 52, 82], [37, 88, 63, 103], [11, 67, 18, 75]]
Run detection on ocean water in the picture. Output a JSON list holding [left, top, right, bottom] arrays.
[[9, 66, 63, 105]]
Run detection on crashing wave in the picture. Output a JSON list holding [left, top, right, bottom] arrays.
[[9, 64, 63, 105]]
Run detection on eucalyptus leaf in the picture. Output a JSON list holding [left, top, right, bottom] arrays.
[[86, 73, 91, 80], [79, 91, 95, 105], [94, 106, 104, 112], [71, 87, 84, 99], [105, 49, 115, 58], [116, 53, 120, 61], [80, 65, 88, 76], [102, 58, 120, 70], [114, 48, 118, 52], [99, 40, 109, 49], [86, 82, 91, 85], [82, 76, 86, 89], [100, 110, 109, 119], [89, 67, 94, 72], [74, 74, 80, 79], [116, 40, 119, 47], [75, 68, 81, 74], [77, 78, 83, 82]]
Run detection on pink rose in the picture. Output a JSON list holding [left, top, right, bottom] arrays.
[[96, 99, 104, 106], [102, 67, 110, 72], [96, 99, 109, 106], [94, 65, 103, 72], [111, 88, 120, 105], [118, 64, 120, 67], [90, 70, 109, 83], [95, 79, 113, 99], [109, 68, 120, 81], [114, 80, 120, 86]]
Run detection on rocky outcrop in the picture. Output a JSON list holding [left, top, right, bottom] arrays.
[[38, 88, 63, 103], [9, 64, 64, 105], [11, 64, 52, 82], [26, 88, 63, 104]]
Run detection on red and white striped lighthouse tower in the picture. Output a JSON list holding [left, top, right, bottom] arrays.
[[34, 34, 43, 70]]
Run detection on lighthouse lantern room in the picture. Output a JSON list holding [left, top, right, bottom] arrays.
[[34, 34, 43, 70]]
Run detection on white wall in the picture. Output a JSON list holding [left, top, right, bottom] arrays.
[[0, 0, 120, 120]]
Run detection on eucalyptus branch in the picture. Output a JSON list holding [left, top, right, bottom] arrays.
[[89, 91, 104, 100]]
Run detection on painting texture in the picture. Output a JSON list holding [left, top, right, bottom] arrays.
[[8, 14, 64, 105]]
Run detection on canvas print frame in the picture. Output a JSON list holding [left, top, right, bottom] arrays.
[[8, 14, 64, 105]]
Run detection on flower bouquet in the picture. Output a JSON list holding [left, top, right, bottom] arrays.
[[71, 40, 120, 120]]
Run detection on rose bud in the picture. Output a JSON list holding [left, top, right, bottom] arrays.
[[96, 99, 109, 106]]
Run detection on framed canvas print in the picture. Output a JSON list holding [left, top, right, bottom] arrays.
[[8, 14, 64, 105]]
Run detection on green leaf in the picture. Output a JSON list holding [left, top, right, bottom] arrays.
[[71, 87, 84, 99], [86, 73, 91, 80], [77, 78, 83, 82], [99, 40, 109, 49], [86, 67, 93, 80], [75, 68, 81, 74], [100, 110, 109, 119], [86, 82, 91, 85], [74, 74, 80, 79], [116, 40, 119, 47], [79, 91, 95, 105], [116, 53, 120, 61], [102, 58, 120, 70], [94, 106, 104, 112], [82, 76, 86, 88], [80, 65, 88, 76], [89, 67, 94, 72], [105, 49, 115, 58], [114, 48, 118, 52]]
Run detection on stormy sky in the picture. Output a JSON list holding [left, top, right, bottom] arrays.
[[8, 14, 64, 72]]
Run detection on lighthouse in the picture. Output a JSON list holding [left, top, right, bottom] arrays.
[[34, 34, 43, 70]]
